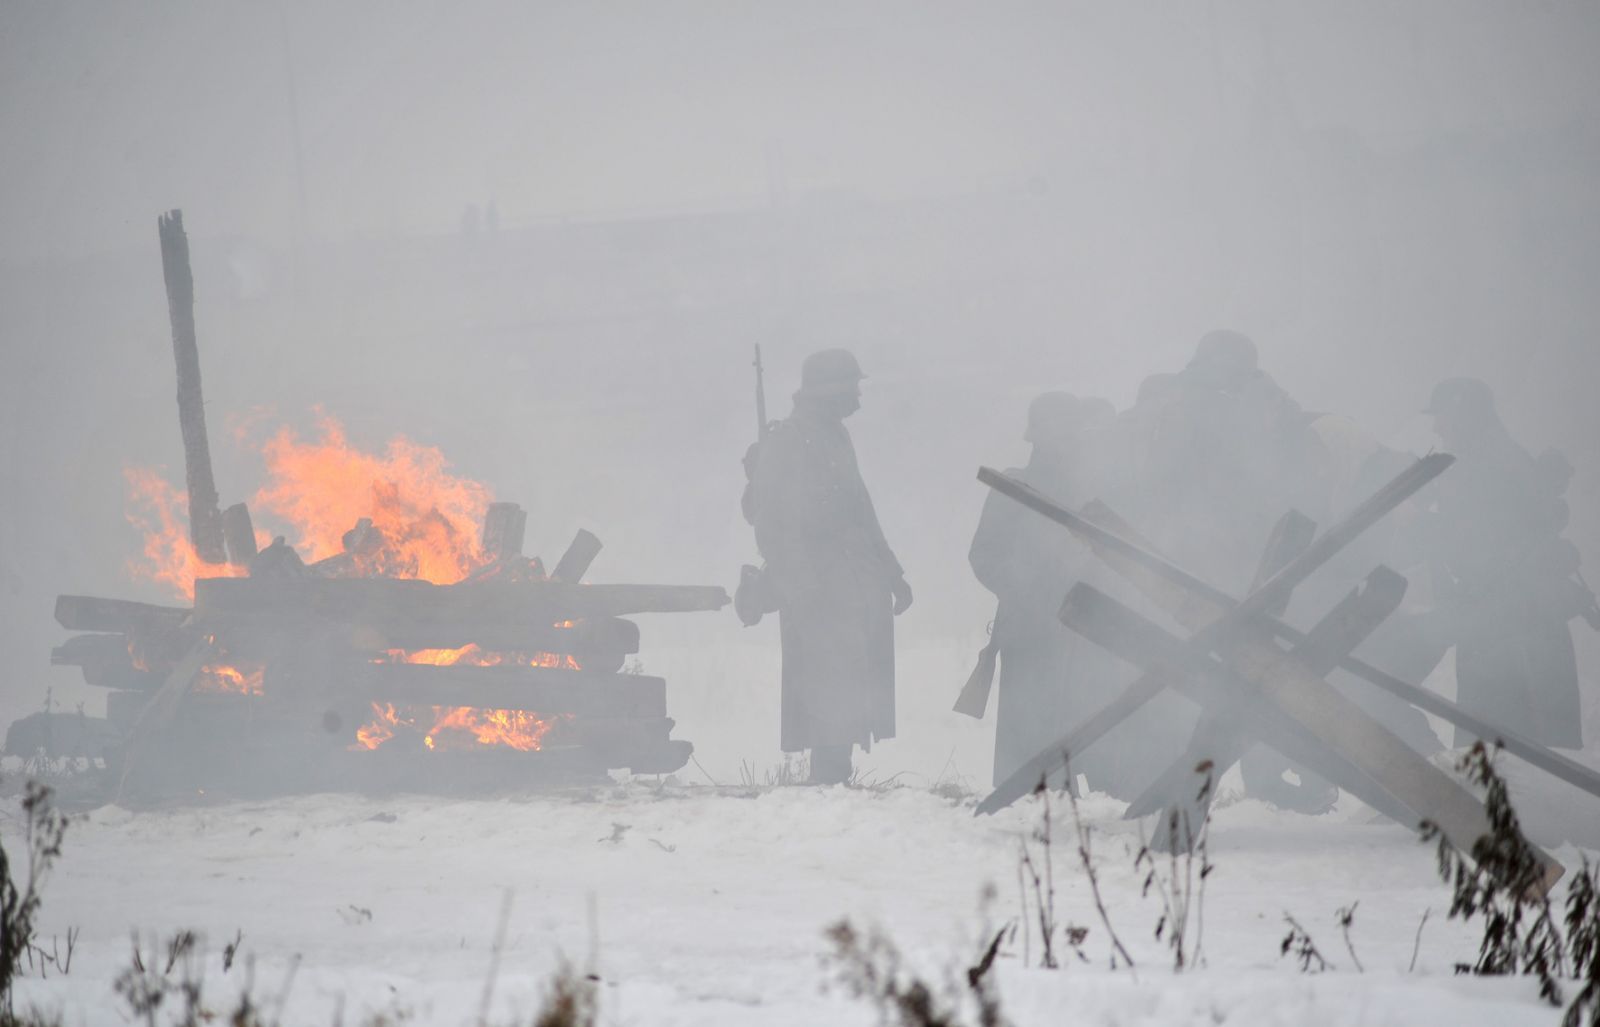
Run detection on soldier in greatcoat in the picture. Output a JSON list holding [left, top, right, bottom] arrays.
[[748, 349, 912, 784], [1417, 377, 1593, 749], [969, 392, 1127, 790]]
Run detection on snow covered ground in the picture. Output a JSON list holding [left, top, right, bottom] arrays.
[[7, 760, 1599, 1026]]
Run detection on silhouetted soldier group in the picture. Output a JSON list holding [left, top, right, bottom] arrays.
[[742, 339, 1593, 794]]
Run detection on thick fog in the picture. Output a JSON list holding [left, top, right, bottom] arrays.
[[4, 1, 1600, 784]]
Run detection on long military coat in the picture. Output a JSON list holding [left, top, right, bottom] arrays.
[[970, 462, 1097, 784], [1426, 429, 1584, 748], [751, 402, 901, 752]]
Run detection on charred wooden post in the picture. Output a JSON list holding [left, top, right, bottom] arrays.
[[552, 529, 603, 583], [481, 503, 527, 561], [158, 209, 226, 565], [222, 503, 258, 567]]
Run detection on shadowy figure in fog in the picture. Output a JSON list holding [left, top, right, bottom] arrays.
[[1109, 331, 1340, 809], [1297, 413, 1445, 758], [1127, 330, 1329, 589], [748, 349, 912, 785], [1409, 377, 1595, 749], [970, 392, 1124, 789]]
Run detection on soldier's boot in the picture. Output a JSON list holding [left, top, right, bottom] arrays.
[[808, 744, 854, 785]]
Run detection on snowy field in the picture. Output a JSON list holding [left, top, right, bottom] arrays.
[[7, 758, 1600, 1026]]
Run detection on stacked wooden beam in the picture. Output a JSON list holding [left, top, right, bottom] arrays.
[[45, 536, 728, 793]]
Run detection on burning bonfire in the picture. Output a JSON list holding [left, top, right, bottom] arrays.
[[121, 413, 600, 758], [30, 209, 727, 798]]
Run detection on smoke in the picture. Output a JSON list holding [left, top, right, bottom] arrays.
[[3, 2, 1599, 777]]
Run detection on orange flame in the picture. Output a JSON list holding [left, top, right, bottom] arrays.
[[355, 702, 410, 749], [252, 415, 491, 582], [425, 706, 565, 751], [126, 413, 496, 600], [375, 644, 581, 671], [351, 701, 567, 752], [124, 467, 250, 599], [194, 662, 265, 696]]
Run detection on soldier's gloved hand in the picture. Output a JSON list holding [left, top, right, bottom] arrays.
[[891, 576, 914, 616]]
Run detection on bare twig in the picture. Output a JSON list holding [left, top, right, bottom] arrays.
[[1062, 758, 1135, 972], [1408, 908, 1430, 973], [477, 889, 514, 1026], [1336, 902, 1364, 973], [1281, 913, 1331, 973], [689, 754, 721, 788]]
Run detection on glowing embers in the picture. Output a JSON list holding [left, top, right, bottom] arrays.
[[373, 644, 581, 671], [194, 662, 265, 696], [352, 701, 569, 753]]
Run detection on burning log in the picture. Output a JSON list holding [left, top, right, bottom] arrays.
[[552, 529, 603, 583], [481, 503, 528, 561], [157, 209, 227, 565], [217, 616, 639, 664], [222, 503, 259, 567], [193, 577, 727, 627], [354, 663, 668, 718]]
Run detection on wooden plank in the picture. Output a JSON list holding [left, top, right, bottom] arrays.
[[194, 577, 727, 629], [978, 453, 1453, 641], [51, 633, 130, 667], [974, 459, 1441, 818], [1060, 583, 1564, 894], [114, 642, 213, 802], [1126, 566, 1410, 837], [222, 503, 259, 567], [552, 530, 603, 583], [55, 595, 190, 632], [1080, 500, 1600, 805], [212, 610, 641, 658], [158, 209, 227, 565], [1124, 507, 1320, 823], [481, 503, 527, 560], [355, 663, 668, 719]]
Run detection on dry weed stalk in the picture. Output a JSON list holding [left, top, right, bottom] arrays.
[[1279, 914, 1331, 973], [1132, 761, 1215, 972], [1, 782, 70, 1011], [824, 917, 1007, 1027], [1058, 760, 1136, 971]]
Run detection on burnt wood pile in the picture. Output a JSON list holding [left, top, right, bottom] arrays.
[[45, 511, 729, 798], [14, 208, 730, 799]]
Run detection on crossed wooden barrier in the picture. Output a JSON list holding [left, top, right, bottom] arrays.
[[975, 455, 1600, 896]]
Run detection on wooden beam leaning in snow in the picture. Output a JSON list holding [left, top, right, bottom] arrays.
[[1128, 563, 1411, 844], [1058, 582, 1564, 896], [1079, 495, 1600, 808], [1062, 578, 1424, 832], [973, 454, 1451, 816], [975, 461, 1600, 809]]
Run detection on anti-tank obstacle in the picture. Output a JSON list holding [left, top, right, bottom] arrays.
[[975, 458, 1600, 898]]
